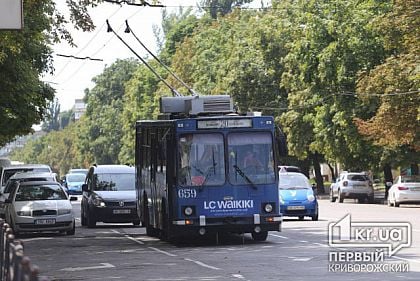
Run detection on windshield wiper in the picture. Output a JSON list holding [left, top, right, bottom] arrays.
[[192, 165, 205, 176], [233, 165, 257, 189]]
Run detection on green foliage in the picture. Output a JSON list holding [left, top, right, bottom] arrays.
[[41, 98, 61, 132], [77, 59, 139, 165], [9, 0, 418, 180], [11, 122, 86, 176], [200, 0, 253, 19], [0, 0, 98, 147], [355, 0, 420, 153]]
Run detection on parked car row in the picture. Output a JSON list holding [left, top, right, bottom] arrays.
[[0, 163, 140, 236]]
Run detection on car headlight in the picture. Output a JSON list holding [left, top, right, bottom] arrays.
[[92, 196, 106, 207], [58, 209, 72, 215], [307, 190, 315, 202], [264, 203, 273, 213], [17, 210, 31, 216], [279, 195, 285, 204]]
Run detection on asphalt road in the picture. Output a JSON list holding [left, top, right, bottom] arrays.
[[19, 197, 420, 281]]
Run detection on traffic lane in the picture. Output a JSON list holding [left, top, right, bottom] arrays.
[[20, 199, 420, 280], [318, 199, 420, 273]]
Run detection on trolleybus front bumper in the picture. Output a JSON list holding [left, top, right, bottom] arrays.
[[171, 214, 282, 236]]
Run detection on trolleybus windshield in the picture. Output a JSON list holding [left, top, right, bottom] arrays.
[[178, 133, 225, 186], [177, 131, 275, 187], [228, 132, 275, 185]]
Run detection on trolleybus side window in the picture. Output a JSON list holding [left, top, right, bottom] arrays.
[[228, 132, 275, 185], [178, 133, 225, 186]]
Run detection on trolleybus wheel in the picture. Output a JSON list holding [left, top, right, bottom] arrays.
[[251, 231, 268, 241]]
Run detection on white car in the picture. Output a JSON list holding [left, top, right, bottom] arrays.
[[4, 181, 76, 235], [330, 172, 374, 203], [0, 171, 58, 218], [387, 175, 420, 207]]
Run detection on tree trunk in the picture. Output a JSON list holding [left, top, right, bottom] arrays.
[[312, 153, 324, 194], [327, 163, 336, 182], [383, 163, 393, 200]]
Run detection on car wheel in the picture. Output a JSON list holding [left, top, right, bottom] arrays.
[[298, 216, 304, 221], [311, 206, 319, 221], [368, 195, 374, 204], [330, 190, 336, 202], [394, 201, 400, 207], [338, 190, 344, 203], [87, 210, 96, 228], [67, 221, 76, 235], [251, 231, 268, 241], [81, 207, 87, 226], [132, 220, 140, 226]]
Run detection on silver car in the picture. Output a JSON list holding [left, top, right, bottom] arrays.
[[330, 172, 374, 203]]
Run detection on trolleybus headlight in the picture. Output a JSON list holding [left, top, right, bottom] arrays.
[[184, 206, 194, 216], [264, 203, 273, 213]]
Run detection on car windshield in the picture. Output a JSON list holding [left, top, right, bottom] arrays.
[[279, 174, 310, 189], [401, 175, 420, 183], [347, 174, 369, 181], [67, 174, 85, 182], [178, 133, 225, 186], [69, 169, 88, 175], [15, 184, 67, 201], [94, 173, 135, 191], [2, 168, 51, 185]]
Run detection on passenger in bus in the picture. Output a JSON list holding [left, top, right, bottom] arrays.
[[243, 150, 263, 174]]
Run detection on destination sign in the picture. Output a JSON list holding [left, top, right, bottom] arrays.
[[197, 119, 252, 129]]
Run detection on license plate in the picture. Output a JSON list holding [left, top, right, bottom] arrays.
[[287, 205, 305, 210], [113, 209, 130, 214], [35, 219, 56, 225]]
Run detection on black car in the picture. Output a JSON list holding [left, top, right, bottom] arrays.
[[81, 165, 140, 227]]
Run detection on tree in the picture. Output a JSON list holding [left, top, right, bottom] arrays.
[[278, 0, 391, 173], [355, 0, 419, 152], [78, 59, 139, 165], [42, 98, 61, 132], [0, 0, 98, 146], [200, 0, 253, 19]]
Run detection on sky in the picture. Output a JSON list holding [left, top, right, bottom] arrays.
[[43, 0, 199, 111]]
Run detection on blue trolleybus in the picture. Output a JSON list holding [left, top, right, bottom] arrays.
[[135, 95, 284, 241]]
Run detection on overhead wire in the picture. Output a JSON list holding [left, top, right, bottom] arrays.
[[125, 20, 198, 96], [106, 19, 182, 97], [52, 5, 123, 79], [56, 6, 146, 86]]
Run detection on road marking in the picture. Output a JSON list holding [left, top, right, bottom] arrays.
[[269, 234, 289, 239], [232, 274, 246, 279], [312, 242, 328, 247], [148, 246, 177, 257], [111, 229, 145, 244], [184, 258, 221, 270], [290, 257, 312, 262], [60, 263, 115, 271], [391, 255, 420, 264]]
